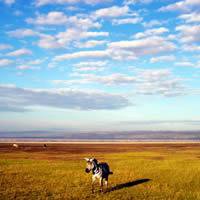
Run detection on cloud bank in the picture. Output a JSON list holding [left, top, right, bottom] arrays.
[[0, 85, 130, 112]]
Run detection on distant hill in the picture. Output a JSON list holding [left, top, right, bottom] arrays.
[[0, 130, 200, 141]]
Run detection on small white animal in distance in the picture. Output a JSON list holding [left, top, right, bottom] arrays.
[[12, 144, 19, 148]]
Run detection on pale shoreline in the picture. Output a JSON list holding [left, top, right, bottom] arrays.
[[0, 139, 199, 144]]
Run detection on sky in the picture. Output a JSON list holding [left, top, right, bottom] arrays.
[[0, 0, 200, 133]]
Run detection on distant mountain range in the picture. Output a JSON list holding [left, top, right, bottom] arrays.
[[0, 130, 200, 141]]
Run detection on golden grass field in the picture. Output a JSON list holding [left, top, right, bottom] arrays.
[[0, 142, 200, 200]]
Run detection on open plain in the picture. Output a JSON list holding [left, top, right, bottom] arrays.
[[0, 142, 200, 200]]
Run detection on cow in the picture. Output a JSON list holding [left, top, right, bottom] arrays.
[[84, 158, 113, 193]]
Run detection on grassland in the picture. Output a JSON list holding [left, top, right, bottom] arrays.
[[0, 143, 200, 200]]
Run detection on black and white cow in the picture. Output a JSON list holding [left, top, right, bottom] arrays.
[[84, 158, 113, 193]]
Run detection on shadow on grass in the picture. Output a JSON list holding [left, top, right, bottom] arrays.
[[106, 178, 151, 193]]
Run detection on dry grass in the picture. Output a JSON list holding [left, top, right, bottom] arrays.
[[0, 143, 200, 200]]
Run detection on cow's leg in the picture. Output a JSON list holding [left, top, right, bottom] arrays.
[[104, 177, 108, 191], [92, 176, 96, 193], [99, 178, 103, 192]]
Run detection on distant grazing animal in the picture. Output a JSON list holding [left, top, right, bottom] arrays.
[[84, 158, 113, 193], [12, 143, 19, 148], [43, 144, 47, 148]]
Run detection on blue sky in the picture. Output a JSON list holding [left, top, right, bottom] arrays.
[[0, 0, 200, 132]]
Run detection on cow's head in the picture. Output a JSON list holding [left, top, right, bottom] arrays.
[[84, 158, 98, 173]]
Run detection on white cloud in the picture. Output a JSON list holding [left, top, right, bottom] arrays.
[[54, 68, 186, 97], [74, 61, 107, 68], [84, 0, 112, 4], [108, 48, 137, 60], [67, 15, 101, 30], [35, 0, 112, 7], [54, 36, 176, 61], [112, 17, 142, 25], [0, 44, 12, 50], [159, 1, 188, 12], [73, 61, 107, 71], [54, 50, 108, 61], [27, 58, 46, 65], [7, 48, 32, 57], [176, 24, 200, 43], [10, 58, 45, 71], [17, 65, 41, 70], [136, 69, 185, 97], [137, 69, 172, 82], [175, 61, 200, 68], [37, 27, 109, 49], [150, 55, 176, 63], [179, 12, 200, 23], [0, 84, 130, 111], [77, 31, 109, 38], [137, 80, 185, 97], [142, 20, 162, 28], [73, 66, 105, 72], [124, 0, 152, 5], [54, 48, 137, 61], [7, 28, 39, 38], [182, 44, 200, 51], [108, 36, 176, 57], [16, 65, 30, 70], [26, 11, 68, 25], [54, 73, 137, 85], [37, 34, 63, 49], [87, 73, 137, 85], [27, 12, 101, 29], [133, 27, 169, 39], [75, 40, 107, 48], [52, 79, 90, 85], [175, 61, 194, 67], [24, 10, 107, 50], [93, 6, 130, 19], [167, 34, 177, 40], [83, 70, 169, 85], [65, 6, 82, 11], [0, 59, 13, 67], [2, 0, 15, 5], [159, 0, 200, 12]]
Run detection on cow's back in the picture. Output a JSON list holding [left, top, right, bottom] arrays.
[[99, 162, 110, 178]]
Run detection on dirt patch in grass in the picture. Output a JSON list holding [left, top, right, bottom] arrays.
[[0, 143, 199, 161], [150, 156, 164, 160]]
